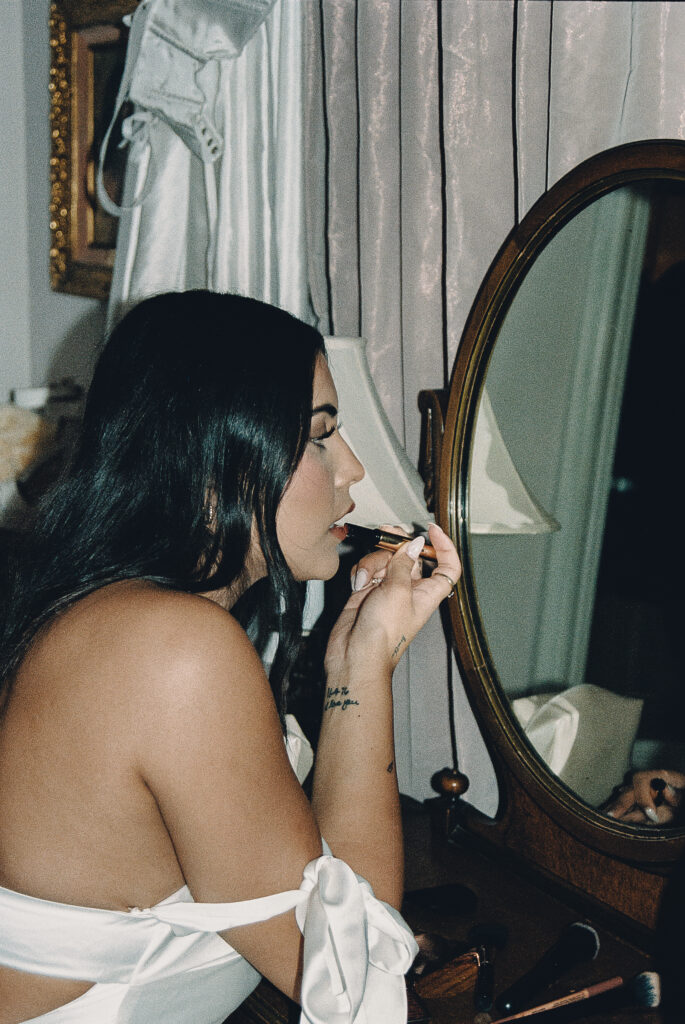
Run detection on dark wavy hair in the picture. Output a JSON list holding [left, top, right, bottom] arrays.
[[0, 291, 325, 717]]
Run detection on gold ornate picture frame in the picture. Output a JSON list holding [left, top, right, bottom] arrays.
[[49, 1, 138, 299]]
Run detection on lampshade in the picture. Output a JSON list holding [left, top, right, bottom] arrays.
[[325, 337, 430, 532], [325, 336, 559, 536]]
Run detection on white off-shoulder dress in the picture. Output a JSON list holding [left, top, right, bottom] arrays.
[[0, 717, 417, 1024]]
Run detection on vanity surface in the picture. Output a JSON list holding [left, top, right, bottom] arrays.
[[402, 801, 661, 1024], [231, 800, 661, 1024]]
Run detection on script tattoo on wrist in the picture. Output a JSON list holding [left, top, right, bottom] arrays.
[[392, 635, 407, 660], [324, 685, 360, 712]]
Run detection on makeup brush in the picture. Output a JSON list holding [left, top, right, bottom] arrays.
[[343, 523, 437, 561], [494, 921, 599, 1015], [488, 970, 660, 1022], [410, 931, 470, 979]]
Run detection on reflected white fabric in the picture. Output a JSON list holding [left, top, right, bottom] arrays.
[[0, 718, 416, 1023]]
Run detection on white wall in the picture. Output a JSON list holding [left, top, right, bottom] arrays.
[[0, 1, 106, 405], [0, 1, 32, 401]]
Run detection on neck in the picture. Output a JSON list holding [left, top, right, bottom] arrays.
[[201, 553, 267, 611]]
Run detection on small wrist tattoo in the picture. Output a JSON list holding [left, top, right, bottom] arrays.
[[386, 761, 394, 774], [324, 684, 360, 712], [392, 635, 407, 660]]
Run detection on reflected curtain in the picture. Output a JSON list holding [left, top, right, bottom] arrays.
[[303, 0, 685, 808]]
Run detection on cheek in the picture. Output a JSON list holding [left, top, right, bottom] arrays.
[[276, 453, 340, 580], [291, 453, 334, 510], [278, 454, 333, 535]]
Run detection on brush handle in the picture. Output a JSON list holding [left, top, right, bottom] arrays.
[[492, 976, 624, 1022]]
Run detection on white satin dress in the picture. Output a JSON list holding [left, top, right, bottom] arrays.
[[0, 718, 417, 1024]]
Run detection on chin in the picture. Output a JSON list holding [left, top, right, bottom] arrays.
[[291, 551, 340, 583]]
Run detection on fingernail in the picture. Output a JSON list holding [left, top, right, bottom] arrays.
[[606, 810, 616, 818], [352, 568, 369, 591], [645, 807, 659, 823], [430, 522, 445, 534], [406, 536, 426, 560], [666, 784, 678, 797]]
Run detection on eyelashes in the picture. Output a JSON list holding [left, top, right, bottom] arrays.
[[310, 418, 343, 447]]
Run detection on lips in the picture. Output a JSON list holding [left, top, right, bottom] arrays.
[[328, 503, 355, 542]]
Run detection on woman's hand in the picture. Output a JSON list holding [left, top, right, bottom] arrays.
[[325, 522, 461, 678], [313, 523, 460, 904], [604, 769, 685, 825]]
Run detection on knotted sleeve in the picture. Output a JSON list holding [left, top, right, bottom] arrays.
[[149, 846, 417, 1024]]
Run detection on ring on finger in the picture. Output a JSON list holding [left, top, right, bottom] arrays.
[[432, 570, 458, 596], [371, 576, 384, 586]]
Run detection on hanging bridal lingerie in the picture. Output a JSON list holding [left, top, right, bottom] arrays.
[[96, 0, 278, 288]]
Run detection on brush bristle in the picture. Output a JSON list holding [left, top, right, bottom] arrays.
[[629, 971, 661, 1008]]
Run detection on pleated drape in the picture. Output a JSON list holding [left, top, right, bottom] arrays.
[[306, 0, 685, 807]]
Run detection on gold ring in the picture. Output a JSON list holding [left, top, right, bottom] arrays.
[[432, 570, 457, 596]]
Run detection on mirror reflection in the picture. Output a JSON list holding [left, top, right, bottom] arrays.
[[469, 178, 685, 826]]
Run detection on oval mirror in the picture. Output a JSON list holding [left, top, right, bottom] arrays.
[[439, 141, 685, 902]]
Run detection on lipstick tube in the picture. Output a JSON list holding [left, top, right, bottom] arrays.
[[343, 523, 437, 561]]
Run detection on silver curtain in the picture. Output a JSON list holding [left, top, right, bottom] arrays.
[[304, 0, 685, 808]]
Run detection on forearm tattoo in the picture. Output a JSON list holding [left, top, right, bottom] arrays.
[[324, 684, 360, 712], [392, 635, 407, 660]]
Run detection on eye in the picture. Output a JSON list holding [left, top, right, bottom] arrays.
[[310, 418, 342, 448]]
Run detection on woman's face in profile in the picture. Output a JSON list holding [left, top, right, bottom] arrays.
[[275, 354, 364, 582]]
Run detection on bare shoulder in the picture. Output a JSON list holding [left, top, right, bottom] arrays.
[[29, 580, 270, 721]]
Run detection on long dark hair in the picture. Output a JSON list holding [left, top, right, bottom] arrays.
[[0, 291, 325, 716]]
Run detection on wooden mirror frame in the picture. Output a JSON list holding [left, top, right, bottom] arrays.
[[437, 139, 685, 937]]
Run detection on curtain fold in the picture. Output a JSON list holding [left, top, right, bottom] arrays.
[[307, 0, 685, 807]]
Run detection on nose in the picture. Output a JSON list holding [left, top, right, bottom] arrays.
[[336, 433, 365, 489]]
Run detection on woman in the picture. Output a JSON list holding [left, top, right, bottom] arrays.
[[0, 292, 460, 1023]]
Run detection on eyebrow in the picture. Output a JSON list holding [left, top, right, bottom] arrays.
[[311, 403, 338, 417]]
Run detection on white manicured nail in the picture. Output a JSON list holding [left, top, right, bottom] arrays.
[[645, 807, 659, 823], [406, 536, 425, 560], [353, 568, 369, 591]]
